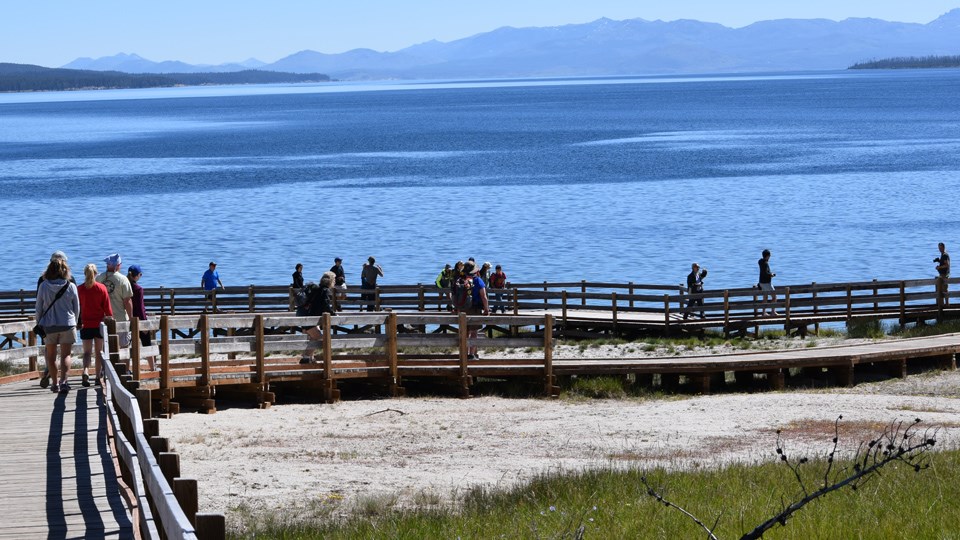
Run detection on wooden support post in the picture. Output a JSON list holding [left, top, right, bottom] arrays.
[[254, 315, 265, 385], [629, 282, 635, 308], [458, 312, 470, 398], [937, 353, 957, 371], [143, 418, 160, 440], [543, 314, 555, 396], [149, 436, 170, 458], [387, 312, 400, 396], [888, 359, 907, 379], [288, 286, 296, 311], [105, 318, 120, 366], [513, 288, 519, 315], [173, 478, 199, 526], [766, 369, 785, 390], [158, 453, 180, 485], [418, 286, 425, 312], [581, 280, 587, 306], [160, 316, 171, 415], [169, 288, 177, 315], [690, 373, 710, 395], [937, 278, 944, 323], [543, 281, 548, 309], [136, 388, 152, 420], [831, 364, 855, 387], [211, 289, 218, 313], [872, 279, 879, 312], [199, 314, 210, 387], [248, 285, 255, 312], [561, 291, 568, 325], [375, 287, 382, 311], [195, 514, 226, 540]]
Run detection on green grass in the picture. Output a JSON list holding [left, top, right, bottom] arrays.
[[890, 319, 960, 339], [846, 319, 887, 339], [227, 450, 960, 539], [0, 359, 27, 377]]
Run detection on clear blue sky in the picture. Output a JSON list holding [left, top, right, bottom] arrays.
[[5, 1, 959, 67]]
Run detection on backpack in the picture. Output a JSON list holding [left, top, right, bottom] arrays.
[[451, 274, 475, 312], [295, 282, 318, 315]]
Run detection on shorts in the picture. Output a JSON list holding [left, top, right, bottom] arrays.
[[758, 283, 775, 292], [80, 327, 103, 340], [44, 329, 76, 346], [139, 331, 152, 347]]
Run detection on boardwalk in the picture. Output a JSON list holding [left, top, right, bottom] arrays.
[[0, 380, 134, 539]]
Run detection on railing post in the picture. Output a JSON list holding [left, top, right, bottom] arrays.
[[543, 314, 554, 396], [255, 315, 265, 384], [418, 285, 425, 312], [106, 318, 120, 366], [723, 290, 730, 329], [173, 478, 199, 526], [581, 280, 587, 307], [322, 312, 333, 383], [872, 279, 879, 312], [812, 282, 820, 335], [561, 291, 568, 325], [158, 286, 167, 315], [195, 514, 227, 540], [543, 281, 548, 309], [387, 312, 399, 396], [211, 289, 218, 313], [28, 330, 37, 372], [937, 277, 944, 322], [899, 281, 907, 325], [199, 314, 210, 387], [663, 294, 670, 333], [513, 288, 519, 315], [130, 316, 141, 379], [784, 287, 791, 332], [288, 286, 296, 311], [612, 292, 619, 336], [160, 315, 171, 415], [846, 285, 853, 322], [375, 287, 382, 311], [248, 285, 255, 313], [458, 312, 470, 398], [629, 282, 635, 308], [169, 288, 177, 315]]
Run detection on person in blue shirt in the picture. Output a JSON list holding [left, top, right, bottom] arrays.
[[201, 261, 224, 291]]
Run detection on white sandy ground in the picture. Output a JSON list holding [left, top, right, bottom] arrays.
[[160, 339, 960, 530]]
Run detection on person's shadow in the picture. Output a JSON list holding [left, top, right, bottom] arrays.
[[46, 388, 133, 539]]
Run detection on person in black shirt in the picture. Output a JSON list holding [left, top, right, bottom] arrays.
[[292, 263, 304, 289], [758, 249, 777, 316], [330, 257, 346, 296], [684, 263, 707, 319], [935, 242, 951, 306]]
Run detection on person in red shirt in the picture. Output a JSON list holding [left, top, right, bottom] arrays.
[[77, 263, 113, 386], [489, 264, 508, 313]]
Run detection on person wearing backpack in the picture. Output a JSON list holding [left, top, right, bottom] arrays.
[[300, 272, 337, 364], [454, 261, 489, 360]]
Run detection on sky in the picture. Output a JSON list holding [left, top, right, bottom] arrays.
[[4, 1, 959, 68]]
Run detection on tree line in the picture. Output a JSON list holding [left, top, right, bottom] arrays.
[[849, 55, 960, 70], [0, 63, 330, 92]]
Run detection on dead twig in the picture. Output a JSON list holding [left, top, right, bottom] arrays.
[[363, 408, 406, 417]]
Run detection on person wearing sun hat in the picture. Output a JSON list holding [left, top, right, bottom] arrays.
[[97, 253, 134, 347]]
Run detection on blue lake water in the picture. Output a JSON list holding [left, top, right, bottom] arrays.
[[2, 70, 960, 292]]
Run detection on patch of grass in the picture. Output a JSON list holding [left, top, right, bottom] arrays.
[[229, 450, 960, 539], [846, 318, 887, 339], [890, 319, 960, 339], [0, 359, 27, 377], [563, 375, 627, 399]]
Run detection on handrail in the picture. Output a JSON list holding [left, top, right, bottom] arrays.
[[102, 321, 199, 540]]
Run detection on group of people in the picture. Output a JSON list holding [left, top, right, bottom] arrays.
[[35, 250, 153, 394], [683, 244, 952, 318]]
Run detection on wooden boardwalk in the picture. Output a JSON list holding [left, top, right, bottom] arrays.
[[0, 380, 134, 539]]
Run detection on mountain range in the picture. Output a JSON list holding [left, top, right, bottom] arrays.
[[63, 10, 960, 80]]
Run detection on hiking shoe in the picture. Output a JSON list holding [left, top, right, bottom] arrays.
[[40, 369, 50, 388], [59, 382, 71, 393], [299, 357, 312, 365], [50, 383, 59, 393], [82, 373, 90, 387]]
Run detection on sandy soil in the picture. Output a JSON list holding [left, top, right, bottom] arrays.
[[162, 339, 960, 528]]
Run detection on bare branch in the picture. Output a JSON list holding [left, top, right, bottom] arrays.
[[641, 476, 720, 540]]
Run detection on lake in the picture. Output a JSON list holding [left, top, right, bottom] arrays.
[[2, 70, 959, 292]]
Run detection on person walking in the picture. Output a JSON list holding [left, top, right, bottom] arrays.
[[292, 263, 305, 290], [300, 271, 337, 364], [36, 258, 80, 393], [77, 263, 112, 387], [489, 264, 508, 313], [457, 261, 489, 360], [758, 249, 777, 316], [37, 250, 75, 388], [128, 264, 155, 371], [98, 253, 134, 346], [360, 256, 383, 311], [201, 261, 224, 312], [935, 242, 951, 306], [684, 263, 708, 319], [436, 263, 453, 311]]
